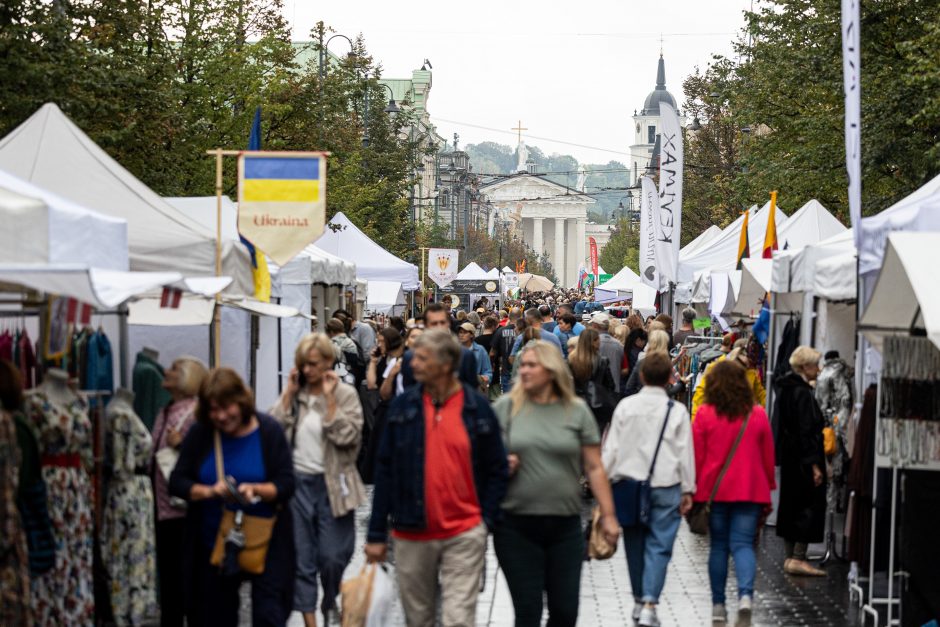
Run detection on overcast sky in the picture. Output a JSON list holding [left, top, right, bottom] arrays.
[[289, 0, 753, 165]]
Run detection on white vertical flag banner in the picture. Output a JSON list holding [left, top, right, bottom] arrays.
[[427, 248, 459, 288], [842, 0, 862, 248], [639, 176, 659, 290], [656, 103, 684, 290]]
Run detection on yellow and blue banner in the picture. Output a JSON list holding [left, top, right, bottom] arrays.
[[237, 151, 328, 267]]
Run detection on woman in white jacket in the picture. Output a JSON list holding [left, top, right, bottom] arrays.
[[602, 352, 696, 627]]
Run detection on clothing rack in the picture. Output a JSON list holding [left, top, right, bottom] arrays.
[[862, 336, 940, 626]]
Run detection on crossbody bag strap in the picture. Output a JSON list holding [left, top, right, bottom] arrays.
[[707, 412, 751, 504], [647, 400, 674, 481], [213, 429, 225, 481]]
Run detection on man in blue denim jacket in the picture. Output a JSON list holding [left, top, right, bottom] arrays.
[[365, 329, 508, 626]]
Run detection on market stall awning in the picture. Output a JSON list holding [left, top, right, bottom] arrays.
[[0, 264, 230, 310], [456, 262, 489, 281], [813, 251, 856, 301], [730, 259, 773, 318], [860, 232, 940, 351], [518, 273, 554, 292], [127, 294, 312, 326], [366, 280, 406, 314], [0, 170, 129, 271]]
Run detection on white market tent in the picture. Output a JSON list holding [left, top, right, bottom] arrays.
[[314, 212, 419, 290], [775, 199, 847, 252], [813, 251, 856, 301], [859, 173, 940, 276], [679, 225, 723, 260], [486, 267, 500, 279], [501, 266, 513, 273], [0, 103, 253, 294], [730, 258, 773, 318], [860, 232, 940, 351], [366, 280, 406, 314], [456, 262, 489, 281], [0, 171, 129, 271], [677, 200, 788, 284], [594, 266, 658, 308]]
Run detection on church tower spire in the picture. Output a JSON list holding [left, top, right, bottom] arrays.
[[656, 54, 666, 90]]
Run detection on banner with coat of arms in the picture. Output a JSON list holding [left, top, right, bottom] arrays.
[[428, 248, 459, 288]]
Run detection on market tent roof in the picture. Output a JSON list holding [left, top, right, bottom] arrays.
[[314, 212, 419, 290], [0, 104, 253, 293], [813, 251, 856, 301], [677, 201, 788, 284], [860, 232, 940, 351], [366, 280, 406, 314], [486, 268, 500, 279], [859, 173, 940, 275], [679, 225, 723, 259], [0, 264, 230, 310], [501, 266, 513, 273], [730, 258, 773, 318], [128, 294, 310, 326], [0, 170, 128, 271], [456, 262, 488, 280], [595, 282, 657, 309], [775, 199, 847, 252], [597, 265, 642, 291], [167, 197, 356, 286]]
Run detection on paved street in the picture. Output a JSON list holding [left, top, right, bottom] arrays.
[[269, 494, 859, 627]]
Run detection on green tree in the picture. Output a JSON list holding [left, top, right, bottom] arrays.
[[599, 220, 639, 275]]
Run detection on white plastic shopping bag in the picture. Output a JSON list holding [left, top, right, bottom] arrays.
[[365, 564, 393, 627]]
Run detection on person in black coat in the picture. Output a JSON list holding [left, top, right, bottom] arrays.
[[773, 346, 827, 577], [169, 368, 295, 627]]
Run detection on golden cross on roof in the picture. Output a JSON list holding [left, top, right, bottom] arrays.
[[511, 120, 528, 144]]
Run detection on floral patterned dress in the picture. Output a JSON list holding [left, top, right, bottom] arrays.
[[100, 403, 157, 626], [0, 409, 31, 625], [24, 389, 95, 626]]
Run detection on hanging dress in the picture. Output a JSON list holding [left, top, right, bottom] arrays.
[[24, 389, 95, 626], [100, 403, 158, 625], [0, 409, 31, 625]]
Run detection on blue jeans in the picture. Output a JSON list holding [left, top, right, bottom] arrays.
[[291, 473, 355, 613], [621, 485, 682, 603], [707, 502, 762, 604], [500, 370, 513, 393]]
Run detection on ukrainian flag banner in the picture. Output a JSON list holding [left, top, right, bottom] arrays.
[[237, 151, 327, 267]]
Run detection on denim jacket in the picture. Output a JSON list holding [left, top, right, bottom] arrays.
[[366, 383, 508, 543]]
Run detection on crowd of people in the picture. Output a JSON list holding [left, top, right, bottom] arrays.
[[0, 292, 844, 627]]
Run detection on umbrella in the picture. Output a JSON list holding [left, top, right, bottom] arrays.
[[519, 273, 554, 292]]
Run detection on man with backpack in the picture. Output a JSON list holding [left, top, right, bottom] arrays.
[[326, 318, 365, 387]]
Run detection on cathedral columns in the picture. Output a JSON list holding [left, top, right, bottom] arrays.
[[531, 217, 544, 260], [554, 217, 566, 285], [576, 218, 586, 277]]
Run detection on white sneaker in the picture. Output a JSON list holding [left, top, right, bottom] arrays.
[[638, 606, 661, 627], [712, 603, 728, 623], [632, 605, 643, 623], [735, 596, 752, 627]]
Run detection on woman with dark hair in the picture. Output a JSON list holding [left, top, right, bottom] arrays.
[[169, 368, 295, 627], [693, 360, 775, 626], [625, 328, 649, 374], [367, 327, 406, 402]]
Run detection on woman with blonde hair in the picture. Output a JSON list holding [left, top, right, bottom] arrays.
[[151, 356, 208, 626], [773, 345, 827, 577], [493, 341, 619, 627], [272, 333, 366, 625]]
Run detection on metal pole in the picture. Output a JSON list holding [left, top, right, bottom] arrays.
[[212, 148, 223, 367], [118, 304, 129, 388]]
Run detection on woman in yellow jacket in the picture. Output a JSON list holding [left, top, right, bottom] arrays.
[[692, 347, 766, 421]]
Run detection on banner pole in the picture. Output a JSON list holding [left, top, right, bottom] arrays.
[[212, 148, 223, 367]]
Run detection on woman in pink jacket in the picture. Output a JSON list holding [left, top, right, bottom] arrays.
[[693, 360, 776, 627]]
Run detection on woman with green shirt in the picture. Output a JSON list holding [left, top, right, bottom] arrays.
[[493, 340, 619, 627]]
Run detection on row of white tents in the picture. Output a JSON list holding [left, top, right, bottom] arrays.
[[0, 103, 421, 409]]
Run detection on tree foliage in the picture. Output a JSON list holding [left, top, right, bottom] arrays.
[[599, 219, 639, 275], [682, 0, 940, 238], [0, 3, 419, 258]]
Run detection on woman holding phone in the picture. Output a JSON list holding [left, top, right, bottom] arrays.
[[169, 368, 295, 627], [273, 333, 366, 627]]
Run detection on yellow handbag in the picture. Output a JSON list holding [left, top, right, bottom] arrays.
[[209, 431, 276, 575], [822, 426, 837, 456]]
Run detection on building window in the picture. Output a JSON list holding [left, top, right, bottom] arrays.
[[647, 125, 656, 144]]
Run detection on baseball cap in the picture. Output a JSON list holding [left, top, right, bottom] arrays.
[[458, 322, 476, 333], [591, 312, 611, 324]]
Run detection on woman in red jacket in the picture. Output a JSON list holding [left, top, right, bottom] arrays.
[[693, 360, 776, 627]]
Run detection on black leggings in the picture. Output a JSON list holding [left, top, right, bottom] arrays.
[[493, 513, 584, 627]]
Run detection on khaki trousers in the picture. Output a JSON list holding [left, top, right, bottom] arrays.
[[393, 523, 487, 627]]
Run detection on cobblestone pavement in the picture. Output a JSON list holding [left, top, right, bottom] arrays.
[[268, 496, 861, 627]]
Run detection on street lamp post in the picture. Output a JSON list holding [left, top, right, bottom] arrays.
[[361, 81, 400, 148], [318, 34, 356, 83]]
